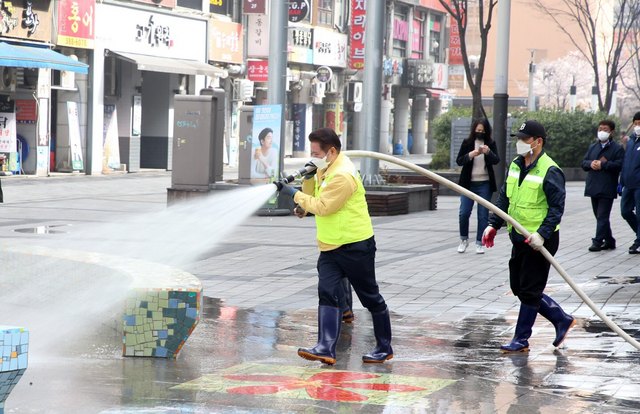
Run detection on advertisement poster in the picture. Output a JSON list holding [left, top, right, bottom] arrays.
[[0, 100, 17, 154], [67, 101, 84, 171], [16, 100, 37, 124], [132, 96, 142, 136], [103, 104, 121, 172], [250, 104, 281, 184]]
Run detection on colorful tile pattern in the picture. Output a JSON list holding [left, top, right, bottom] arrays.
[[173, 363, 456, 407], [0, 326, 28, 413], [123, 289, 202, 358]]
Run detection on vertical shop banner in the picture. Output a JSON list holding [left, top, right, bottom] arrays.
[[0, 100, 17, 154], [292, 103, 306, 152], [250, 105, 281, 183], [349, 0, 366, 69], [67, 101, 84, 171], [57, 0, 95, 49], [448, 15, 463, 65], [324, 100, 344, 135], [103, 104, 121, 172], [247, 14, 270, 57], [132, 96, 142, 136]]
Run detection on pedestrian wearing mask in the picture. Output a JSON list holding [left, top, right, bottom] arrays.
[[276, 128, 393, 365], [482, 120, 575, 353], [620, 111, 640, 254], [455, 118, 500, 254], [581, 120, 624, 252]]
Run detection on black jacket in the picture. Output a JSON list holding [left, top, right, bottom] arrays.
[[581, 139, 624, 199], [621, 133, 640, 190], [456, 139, 500, 192]]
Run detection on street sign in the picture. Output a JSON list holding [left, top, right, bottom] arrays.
[[288, 0, 309, 23]]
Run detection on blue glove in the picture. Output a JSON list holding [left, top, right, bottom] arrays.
[[275, 181, 298, 197]]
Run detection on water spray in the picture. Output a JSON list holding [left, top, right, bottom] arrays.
[[345, 150, 640, 351]]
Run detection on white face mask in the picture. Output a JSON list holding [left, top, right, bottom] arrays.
[[634, 126, 640, 136], [597, 131, 610, 142], [516, 141, 533, 156], [309, 156, 328, 170]]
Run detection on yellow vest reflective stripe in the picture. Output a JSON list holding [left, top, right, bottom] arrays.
[[506, 153, 560, 234], [315, 166, 374, 245]]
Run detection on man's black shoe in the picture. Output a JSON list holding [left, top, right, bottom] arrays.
[[629, 242, 640, 254], [601, 241, 616, 250], [588, 242, 603, 252]]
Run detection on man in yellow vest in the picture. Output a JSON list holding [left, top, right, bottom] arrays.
[[275, 128, 393, 365], [482, 120, 576, 352]]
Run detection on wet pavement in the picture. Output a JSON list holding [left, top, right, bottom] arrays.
[[1, 165, 640, 413]]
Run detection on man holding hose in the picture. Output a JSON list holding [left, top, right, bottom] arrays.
[[482, 120, 576, 352], [275, 127, 393, 365]]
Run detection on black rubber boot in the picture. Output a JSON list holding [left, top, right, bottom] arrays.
[[500, 303, 538, 353], [538, 294, 576, 347], [298, 306, 341, 365], [362, 307, 393, 363]]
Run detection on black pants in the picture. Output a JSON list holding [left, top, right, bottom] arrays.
[[317, 236, 387, 313], [591, 197, 614, 244], [509, 231, 560, 307]]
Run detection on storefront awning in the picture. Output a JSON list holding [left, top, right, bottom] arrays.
[[0, 42, 88, 74], [109, 51, 228, 78]]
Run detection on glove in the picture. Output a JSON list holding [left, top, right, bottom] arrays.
[[274, 181, 298, 198], [481, 226, 497, 248], [525, 232, 545, 251], [303, 162, 317, 180], [617, 184, 623, 196]]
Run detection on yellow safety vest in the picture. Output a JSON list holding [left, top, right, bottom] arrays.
[[314, 165, 374, 245], [506, 153, 560, 234]]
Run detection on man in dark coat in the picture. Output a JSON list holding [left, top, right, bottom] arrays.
[[581, 120, 624, 251], [620, 111, 640, 254]]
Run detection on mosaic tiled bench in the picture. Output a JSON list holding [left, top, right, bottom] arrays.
[[5, 245, 202, 359], [0, 326, 28, 414]]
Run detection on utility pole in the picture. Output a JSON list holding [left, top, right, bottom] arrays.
[[527, 49, 536, 112], [493, 0, 511, 191], [358, 0, 385, 184]]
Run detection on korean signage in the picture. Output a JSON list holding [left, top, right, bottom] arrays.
[[57, 0, 95, 49], [288, 26, 312, 64], [95, 3, 207, 61], [210, 20, 243, 64], [349, 0, 366, 69], [292, 103, 306, 152], [448, 15, 463, 65], [0, 100, 16, 153], [324, 99, 343, 135], [405, 59, 433, 88], [313, 28, 347, 67], [243, 0, 265, 14], [0, 0, 52, 42], [288, 0, 309, 23], [247, 60, 269, 82], [247, 13, 269, 57], [432, 63, 448, 89]]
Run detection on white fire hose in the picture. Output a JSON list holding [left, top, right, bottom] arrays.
[[345, 150, 640, 351]]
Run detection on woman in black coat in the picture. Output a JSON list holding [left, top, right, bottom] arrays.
[[581, 119, 624, 251], [455, 118, 500, 254]]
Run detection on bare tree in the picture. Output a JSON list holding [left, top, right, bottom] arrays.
[[533, 52, 593, 110], [438, 0, 498, 119], [534, 0, 640, 113], [619, 25, 640, 104]]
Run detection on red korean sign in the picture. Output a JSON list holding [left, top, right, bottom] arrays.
[[57, 0, 95, 49], [247, 60, 269, 82], [349, 0, 366, 70], [448, 15, 463, 65]]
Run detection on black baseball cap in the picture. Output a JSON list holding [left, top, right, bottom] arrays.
[[510, 120, 546, 139]]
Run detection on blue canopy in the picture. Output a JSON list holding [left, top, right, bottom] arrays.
[[0, 42, 88, 74]]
